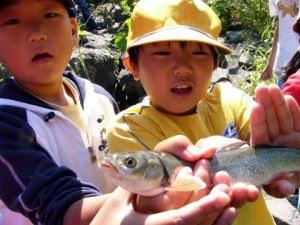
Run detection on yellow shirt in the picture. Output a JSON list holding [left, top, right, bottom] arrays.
[[107, 82, 275, 225]]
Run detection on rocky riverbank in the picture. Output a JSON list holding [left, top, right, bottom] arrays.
[[265, 193, 300, 225]]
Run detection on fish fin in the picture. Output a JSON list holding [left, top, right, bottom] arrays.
[[165, 175, 206, 192]]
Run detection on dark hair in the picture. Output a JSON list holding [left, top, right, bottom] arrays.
[[0, 0, 76, 18], [127, 42, 219, 68], [282, 50, 300, 82], [61, 0, 76, 18]]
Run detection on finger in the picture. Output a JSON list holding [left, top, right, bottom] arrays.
[[246, 184, 260, 202], [249, 103, 269, 146], [263, 179, 296, 198], [144, 191, 231, 225], [184, 188, 208, 205], [194, 159, 211, 185], [229, 183, 250, 208], [113, 187, 136, 203], [213, 207, 237, 225], [154, 135, 192, 155], [213, 174, 259, 207], [177, 166, 193, 176], [154, 135, 217, 161], [286, 95, 300, 131], [255, 84, 279, 140], [210, 183, 231, 196], [90, 188, 137, 225], [269, 86, 293, 133], [213, 171, 231, 187], [185, 160, 211, 204], [135, 192, 192, 213]]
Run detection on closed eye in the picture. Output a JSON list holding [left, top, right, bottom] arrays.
[[3, 18, 21, 26], [193, 51, 208, 55], [154, 51, 170, 55], [45, 13, 59, 19]]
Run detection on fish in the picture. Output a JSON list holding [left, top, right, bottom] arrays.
[[100, 151, 205, 196], [100, 146, 300, 196]]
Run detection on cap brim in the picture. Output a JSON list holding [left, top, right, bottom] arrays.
[[127, 26, 232, 55]]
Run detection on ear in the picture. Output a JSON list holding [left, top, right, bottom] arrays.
[[70, 17, 79, 48], [123, 56, 140, 80]]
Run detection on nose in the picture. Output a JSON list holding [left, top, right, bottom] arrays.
[[173, 55, 193, 76], [27, 25, 47, 43]]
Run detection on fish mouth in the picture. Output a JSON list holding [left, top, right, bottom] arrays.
[[100, 161, 113, 169], [99, 161, 118, 173]]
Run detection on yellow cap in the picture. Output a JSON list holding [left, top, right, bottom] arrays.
[[126, 0, 232, 54]]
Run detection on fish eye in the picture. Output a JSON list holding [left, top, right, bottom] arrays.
[[124, 157, 137, 168]]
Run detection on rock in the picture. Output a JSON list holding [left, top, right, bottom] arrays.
[[114, 69, 146, 110], [227, 22, 243, 31], [69, 32, 120, 96], [239, 50, 254, 70], [226, 31, 244, 44], [265, 194, 300, 225], [70, 47, 118, 97]]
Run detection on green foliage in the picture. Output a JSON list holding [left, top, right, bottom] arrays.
[[118, 0, 137, 13], [88, 0, 137, 12], [239, 73, 276, 99], [114, 18, 131, 53], [204, 0, 271, 34], [112, 0, 138, 54], [0, 64, 4, 80], [0, 63, 10, 80], [67, 23, 91, 79], [201, 0, 276, 97], [78, 28, 90, 37], [238, 17, 276, 97]]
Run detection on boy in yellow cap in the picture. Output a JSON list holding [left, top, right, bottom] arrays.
[[0, 0, 250, 225], [107, 0, 281, 224]]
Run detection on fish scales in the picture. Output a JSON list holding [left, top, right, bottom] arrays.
[[210, 147, 300, 186]]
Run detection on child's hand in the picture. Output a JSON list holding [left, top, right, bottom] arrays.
[[250, 84, 300, 197], [195, 136, 260, 208], [250, 84, 300, 148], [262, 173, 298, 198], [92, 186, 236, 225]]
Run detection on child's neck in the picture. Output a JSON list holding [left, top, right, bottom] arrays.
[[41, 83, 75, 106], [14, 79, 75, 106], [151, 101, 197, 116]]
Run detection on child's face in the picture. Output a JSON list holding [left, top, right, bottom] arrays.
[[0, 0, 78, 90], [131, 41, 215, 115]]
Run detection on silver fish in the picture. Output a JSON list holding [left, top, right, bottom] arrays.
[[100, 146, 300, 196], [210, 146, 300, 185]]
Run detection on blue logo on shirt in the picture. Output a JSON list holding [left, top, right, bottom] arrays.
[[223, 123, 238, 138]]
